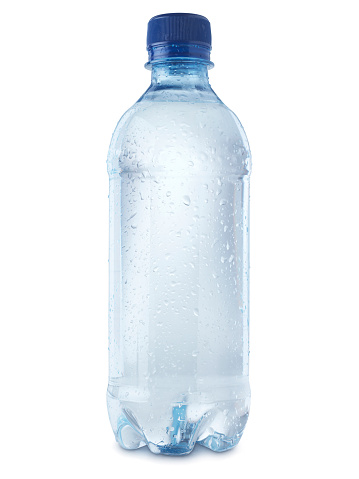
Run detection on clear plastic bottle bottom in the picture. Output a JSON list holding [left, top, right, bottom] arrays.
[[107, 377, 250, 455]]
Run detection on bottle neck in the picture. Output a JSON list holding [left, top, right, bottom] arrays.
[[149, 60, 211, 91]]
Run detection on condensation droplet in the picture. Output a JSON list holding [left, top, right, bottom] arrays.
[[183, 195, 191, 206]]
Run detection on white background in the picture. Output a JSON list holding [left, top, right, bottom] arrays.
[[1, 0, 358, 477]]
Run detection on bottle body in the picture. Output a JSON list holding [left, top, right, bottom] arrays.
[[107, 62, 251, 455]]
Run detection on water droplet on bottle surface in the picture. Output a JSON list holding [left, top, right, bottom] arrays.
[[183, 195, 191, 206]]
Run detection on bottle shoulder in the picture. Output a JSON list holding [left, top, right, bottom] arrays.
[[107, 99, 251, 176]]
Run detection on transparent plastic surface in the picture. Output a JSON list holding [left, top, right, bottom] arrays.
[[107, 61, 251, 455]]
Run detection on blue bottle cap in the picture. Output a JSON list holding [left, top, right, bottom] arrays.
[[146, 13, 212, 63]]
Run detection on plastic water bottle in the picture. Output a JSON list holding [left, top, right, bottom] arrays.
[[107, 13, 251, 455]]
